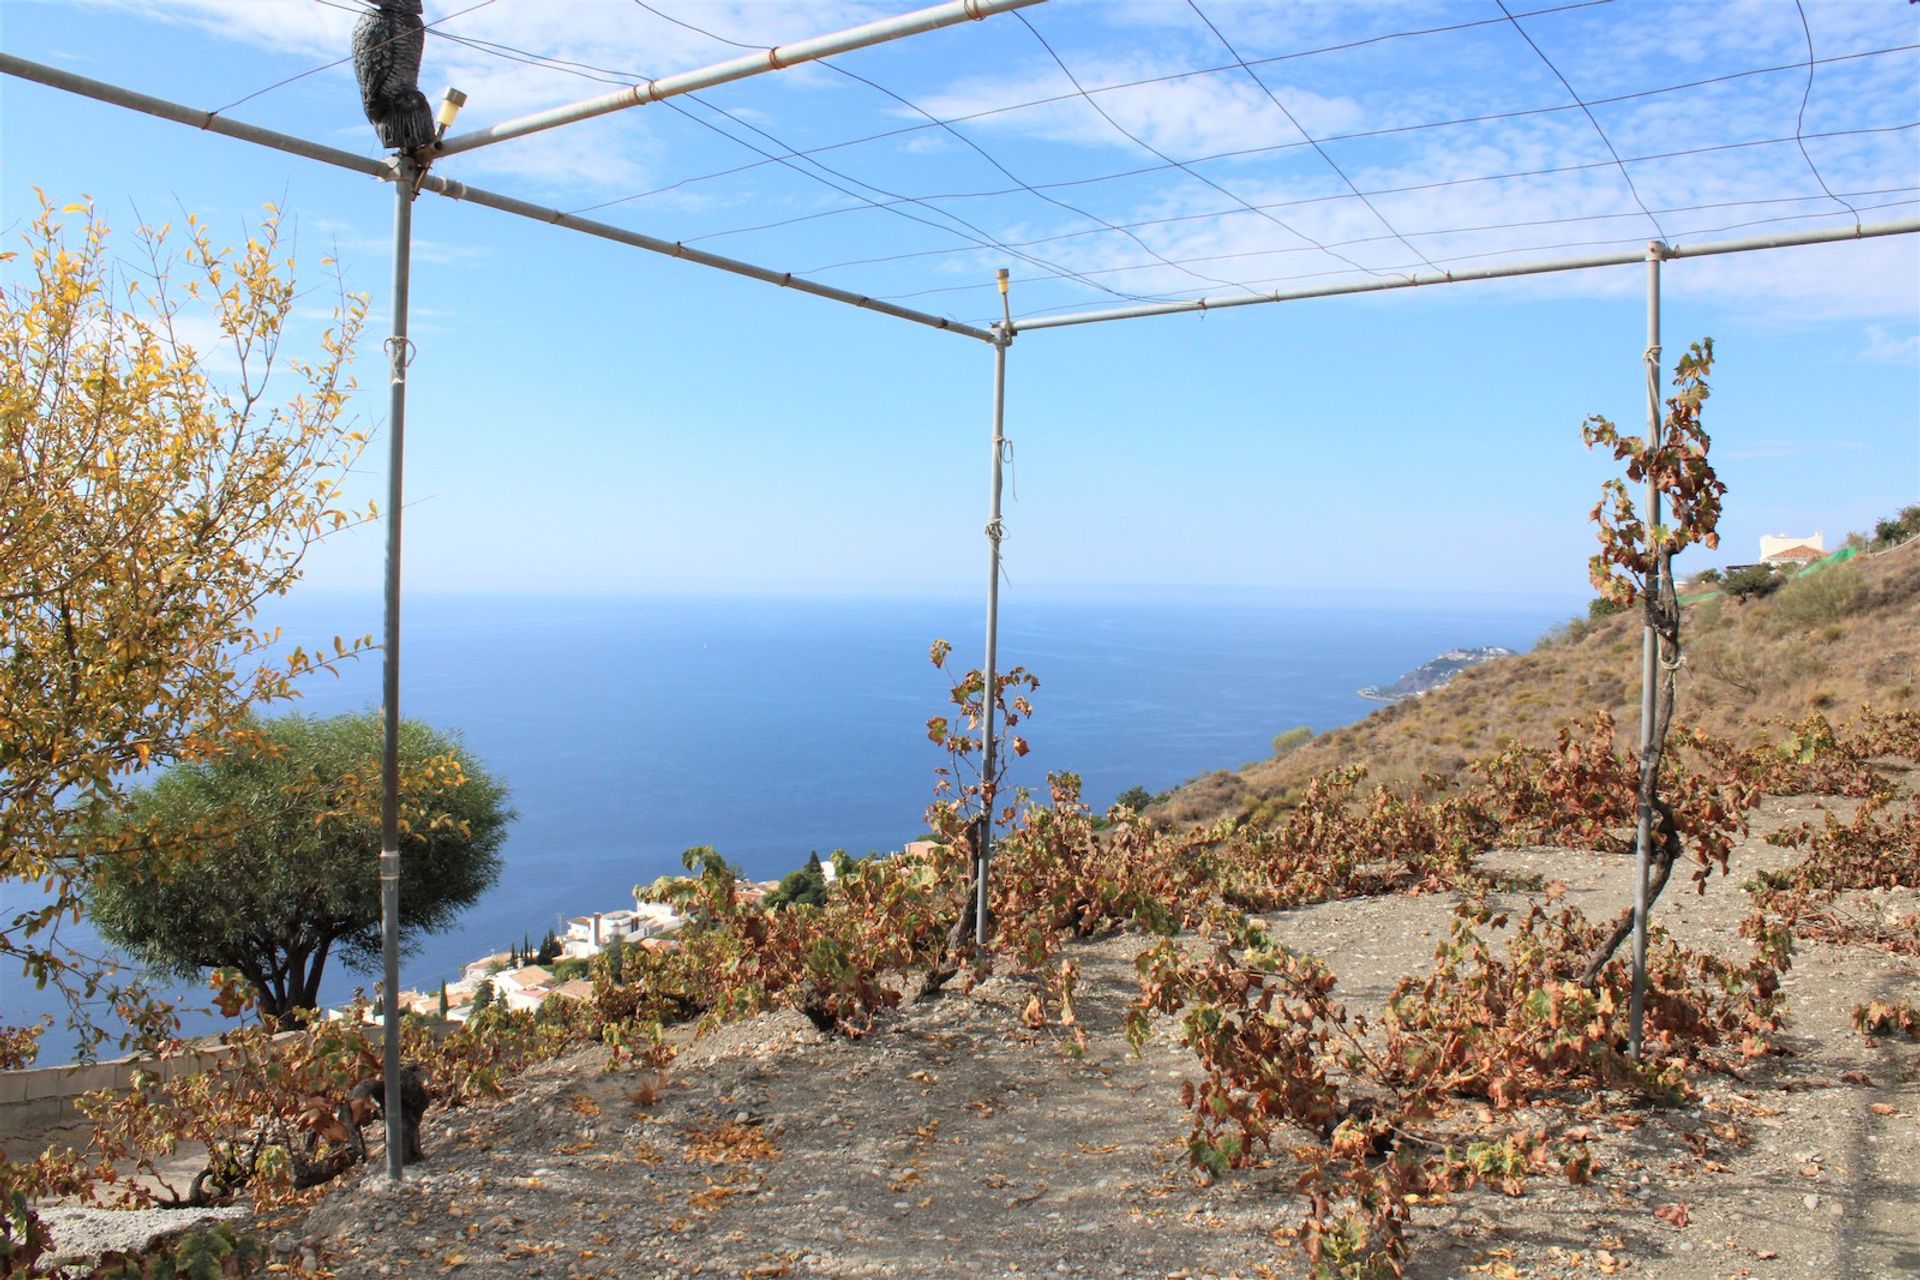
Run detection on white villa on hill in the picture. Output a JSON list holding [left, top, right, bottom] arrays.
[[1760, 531, 1826, 566], [562, 902, 684, 959]]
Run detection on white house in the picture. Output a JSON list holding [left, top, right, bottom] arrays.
[[493, 964, 553, 1012], [1759, 531, 1825, 564], [632, 901, 682, 934], [562, 907, 678, 958], [462, 951, 513, 982]]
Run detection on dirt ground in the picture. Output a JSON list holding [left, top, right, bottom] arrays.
[[29, 789, 1920, 1279]]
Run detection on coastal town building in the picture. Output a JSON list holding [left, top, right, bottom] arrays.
[[549, 978, 597, 1004], [462, 951, 513, 983], [494, 964, 554, 1012], [561, 902, 686, 958]]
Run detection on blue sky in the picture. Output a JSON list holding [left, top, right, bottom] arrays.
[[3, 0, 1916, 606]]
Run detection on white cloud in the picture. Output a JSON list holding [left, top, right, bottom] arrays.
[[1861, 325, 1920, 364]]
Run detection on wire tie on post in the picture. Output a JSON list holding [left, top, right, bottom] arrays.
[[985, 517, 1004, 542], [1001, 437, 1017, 501]]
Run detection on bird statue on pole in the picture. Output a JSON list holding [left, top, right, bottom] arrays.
[[353, 0, 435, 153]]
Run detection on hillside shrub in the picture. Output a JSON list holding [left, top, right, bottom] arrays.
[[1722, 564, 1779, 601], [1871, 503, 1920, 549], [1271, 725, 1313, 758], [1770, 564, 1862, 628], [1541, 616, 1590, 647]]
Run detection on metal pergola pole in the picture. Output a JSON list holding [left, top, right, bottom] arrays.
[[1627, 241, 1664, 1061], [377, 157, 417, 1180], [976, 272, 1012, 945]]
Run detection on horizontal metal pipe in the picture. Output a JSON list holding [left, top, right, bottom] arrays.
[[437, 0, 1044, 158], [0, 52, 992, 343], [414, 172, 996, 341], [1012, 216, 1920, 332], [0, 52, 388, 178]]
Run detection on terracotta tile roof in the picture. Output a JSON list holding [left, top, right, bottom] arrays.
[[502, 965, 553, 988]]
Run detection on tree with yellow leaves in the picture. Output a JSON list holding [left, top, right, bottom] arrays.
[[0, 194, 369, 1058]]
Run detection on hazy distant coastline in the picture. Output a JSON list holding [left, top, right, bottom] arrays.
[[1357, 645, 1518, 703]]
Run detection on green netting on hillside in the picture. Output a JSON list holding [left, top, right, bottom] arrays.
[[1795, 547, 1858, 576]]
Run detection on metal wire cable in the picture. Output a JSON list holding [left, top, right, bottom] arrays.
[[629, 0, 1257, 297], [1496, 0, 1669, 241], [596, 0, 1614, 192], [560, 24, 1911, 229], [1238, 198, 1920, 297], [820, 62, 1265, 296], [880, 187, 1918, 305], [658, 71, 1189, 298], [1077, 187, 1920, 293], [620, 46, 1917, 259], [667, 92, 1152, 298], [1791, 0, 1864, 230], [1013, 8, 1405, 285], [626, 0, 1438, 292], [1049, 186, 1919, 289], [212, 0, 499, 118], [1183, 0, 1443, 273], [988, 193, 1920, 322], [621, 1, 1256, 298], [428, 20, 1145, 300], [795, 122, 1918, 277]]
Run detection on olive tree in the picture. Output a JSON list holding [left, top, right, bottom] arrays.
[[89, 713, 510, 1023]]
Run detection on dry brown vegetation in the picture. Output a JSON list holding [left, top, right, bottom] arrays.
[[1160, 544, 1920, 830]]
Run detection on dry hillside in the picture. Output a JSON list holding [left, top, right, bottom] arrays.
[[1160, 542, 1920, 829]]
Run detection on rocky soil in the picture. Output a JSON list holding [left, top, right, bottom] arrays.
[[209, 792, 1919, 1280], [23, 789, 1920, 1279]]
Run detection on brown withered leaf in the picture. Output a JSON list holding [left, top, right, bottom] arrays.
[[1653, 1202, 1690, 1228]]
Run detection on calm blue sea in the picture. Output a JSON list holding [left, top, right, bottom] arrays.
[[5, 591, 1568, 1062]]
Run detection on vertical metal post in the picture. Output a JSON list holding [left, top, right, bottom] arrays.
[[975, 272, 1012, 947], [1628, 241, 1663, 1060], [378, 157, 416, 1179]]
